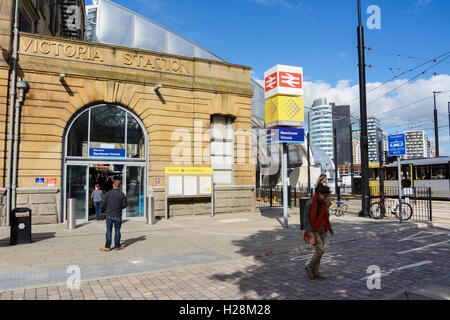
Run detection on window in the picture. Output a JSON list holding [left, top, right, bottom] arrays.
[[19, 8, 33, 33], [415, 165, 431, 180], [67, 105, 146, 159], [431, 164, 449, 180], [37, 0, 45, 17], [210, 115, 234, 184]]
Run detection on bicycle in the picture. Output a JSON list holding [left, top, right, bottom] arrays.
[[329, 199, 348, 217], [369, 195, 413, 221]]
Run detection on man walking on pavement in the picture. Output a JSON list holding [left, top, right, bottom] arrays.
[[100, 180, 127, 252], [303, 184, 334, 279]]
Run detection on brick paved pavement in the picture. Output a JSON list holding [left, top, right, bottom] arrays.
[[1, 227, 448, 300]]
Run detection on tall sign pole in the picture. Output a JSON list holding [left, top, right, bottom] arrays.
[[282, 143, 289, 227], [397, 156, 403, 223], [388, 133, 406, 224], [265, 65, 304, 229], [357, 0, 369, 217]]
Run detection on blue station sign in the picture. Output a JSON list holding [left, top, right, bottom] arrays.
[[388, 134, 406, 156], [89, 148, 126, 158], [267, 127, 305, 144]]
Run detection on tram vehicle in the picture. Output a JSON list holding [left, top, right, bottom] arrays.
[[368, 157, 450, 199]]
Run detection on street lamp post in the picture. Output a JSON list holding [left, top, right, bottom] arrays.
[[448, 102, 450, 147], [433, 91, 442, 157], [357, 0, 369, 217], [306, 107, 312, 196]]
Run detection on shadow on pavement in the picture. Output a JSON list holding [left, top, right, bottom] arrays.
[[123, 235, 146, 248], [0, 232, 56, 247], [209, 225, 315, 299], [258, 208, 296, 227]]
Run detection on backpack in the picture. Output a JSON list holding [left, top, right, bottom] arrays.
[[300, 198, 322, 230]]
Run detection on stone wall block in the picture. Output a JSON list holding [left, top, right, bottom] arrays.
[[33, 215, 58, 225], [39, 204, 57, 216], [29, 194, 55, 204], [17, 195, 29, 205]]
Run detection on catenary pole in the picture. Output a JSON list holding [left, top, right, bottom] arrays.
[[357, 0, 369, 216], [349, 123, 355, 194], [433, 91, 441, 157]]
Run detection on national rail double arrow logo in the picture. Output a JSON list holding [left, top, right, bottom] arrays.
[[265, 72, 277, 92], [279, 72, 302, 89]]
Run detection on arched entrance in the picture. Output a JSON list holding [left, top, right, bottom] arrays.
[[62, 104, 148, 222]]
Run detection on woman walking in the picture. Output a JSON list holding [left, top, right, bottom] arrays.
[[91, 184, 104, 221]]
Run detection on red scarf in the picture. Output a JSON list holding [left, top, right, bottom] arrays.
[[303, 195, 332, 242]]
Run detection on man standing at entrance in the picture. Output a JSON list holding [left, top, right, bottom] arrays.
[[100, 180, 127, 251]]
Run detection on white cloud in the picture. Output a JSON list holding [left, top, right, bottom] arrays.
[[415, 0, 432, 7]]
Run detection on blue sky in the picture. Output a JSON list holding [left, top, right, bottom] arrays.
[[86, 0, 450, 155]]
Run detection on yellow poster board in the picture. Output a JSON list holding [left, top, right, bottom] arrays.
[[165, 167, 214, 175]]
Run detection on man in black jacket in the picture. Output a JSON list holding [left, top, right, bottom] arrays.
[[100, 180, 127, 251]]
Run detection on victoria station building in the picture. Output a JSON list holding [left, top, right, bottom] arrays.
[[0, 0, 260, 225]]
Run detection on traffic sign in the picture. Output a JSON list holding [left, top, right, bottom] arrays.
[[267, 127, 305, 144], [388, 134, 406, 156]]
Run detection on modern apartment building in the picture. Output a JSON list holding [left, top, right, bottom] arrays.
[[367, 117, 386, 163], [352, 131, 361, 165], [310, 98, 334, 159], [405, 130, 430, 159], [85, 1, 98, 41]]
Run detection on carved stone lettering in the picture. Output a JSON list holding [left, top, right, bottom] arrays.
[[20, 37, 193, 75]]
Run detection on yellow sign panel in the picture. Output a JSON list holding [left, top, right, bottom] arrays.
[[265, 95, 304, 128], [369, 162, 380, 168], [165, 167, 214, 175]]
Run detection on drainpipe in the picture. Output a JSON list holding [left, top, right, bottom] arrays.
[[5, 0, 20, 226], [11, 78, 29, 211]]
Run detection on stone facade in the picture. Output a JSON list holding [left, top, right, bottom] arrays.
[[151, 185, 255, 218], [0, 31, 256, 226]]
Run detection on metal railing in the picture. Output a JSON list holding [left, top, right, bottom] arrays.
[[369, 186, 432, 222], [256, 186, 311, 208]]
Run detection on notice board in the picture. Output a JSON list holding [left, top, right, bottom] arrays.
[[164, 167, 215, 218]]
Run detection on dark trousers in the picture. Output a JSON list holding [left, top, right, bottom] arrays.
[[105, 216, 122, 248], [93, 201, 102, 220]]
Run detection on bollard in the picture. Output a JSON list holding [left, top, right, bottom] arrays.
[[147, 196, 154, 225], [67, 198, 76, 230]]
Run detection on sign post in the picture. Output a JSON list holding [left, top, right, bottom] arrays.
[[282, 143, 288, 227], [264, 65, 304, 229], [388, 134, 406, 223]]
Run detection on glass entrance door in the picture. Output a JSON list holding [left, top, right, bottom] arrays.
[[125, 166, 145, 218], [66, 165, 88, 221]]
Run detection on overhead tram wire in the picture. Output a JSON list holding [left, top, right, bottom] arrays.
[[367, 47, 450, 65], [370, 89, 450, 118], [346, 50, 450, 109], [366, 53, 450, 107]]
